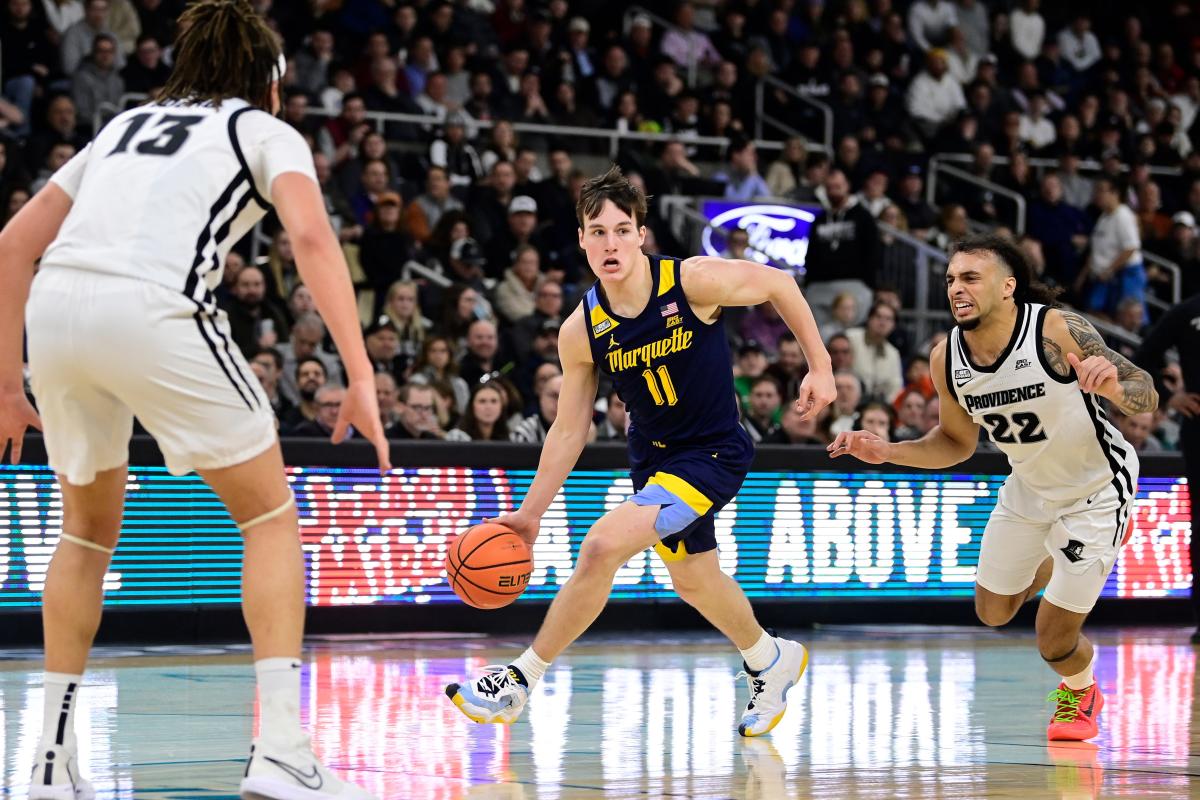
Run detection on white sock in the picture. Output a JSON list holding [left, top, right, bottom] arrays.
[[39, 672, 82, 751], [255, 658, 303, 747], [1063, 648, 1097, 691], [740, 630, 779, 674], [510, 647, 550, 686]]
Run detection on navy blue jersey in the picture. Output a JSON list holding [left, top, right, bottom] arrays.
[[583, 256, 743, 449]]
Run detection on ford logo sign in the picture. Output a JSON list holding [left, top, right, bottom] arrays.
[[700, 202, 818, 272]]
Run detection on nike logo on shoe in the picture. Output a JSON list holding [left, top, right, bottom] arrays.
[[1082, 689, 1096, 717], [264, 756, 324, 790]]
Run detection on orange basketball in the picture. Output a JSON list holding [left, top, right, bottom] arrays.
[[445, 522, 533, 609]]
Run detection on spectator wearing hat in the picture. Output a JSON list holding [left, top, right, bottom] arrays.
[[513, 317, 562, 404], [359, 191, 412, 311], [1163, 212, 1200, 298], [403, 166, 464, 245], [906, 49, 965, 141], [484, 194, 548, 280], [429, 112, 483, 193], [862, 73, 905, 148], [364, 315, 409, 386], [714, 137, 770, 201], [890, 165, 937, 235], [446, 236, 487, 286]]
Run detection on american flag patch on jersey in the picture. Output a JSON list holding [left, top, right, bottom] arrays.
[[660, 302, 678, 317]]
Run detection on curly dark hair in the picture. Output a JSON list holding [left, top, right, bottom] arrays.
[[950, 233, 1061, 306]]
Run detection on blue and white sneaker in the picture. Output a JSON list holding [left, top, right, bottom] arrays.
[[445, 664, 531, 724], [28, 744, 94, 800], [736, 637, 809, 737]]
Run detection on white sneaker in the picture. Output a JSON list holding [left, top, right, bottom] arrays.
[[28, 744, 94, 800], [444, 664, 531, 724], [239, 739, 377, 800], [737, 637, 809, 737]]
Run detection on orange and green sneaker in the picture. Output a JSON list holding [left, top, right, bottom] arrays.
[[1046, 682, 1104, 741]]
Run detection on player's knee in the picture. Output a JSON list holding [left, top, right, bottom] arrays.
[[670, 570, 704, 601], [974, 595, 1017, 627], [1037, 632, 1079, 664], [576, 532, 631, 573]]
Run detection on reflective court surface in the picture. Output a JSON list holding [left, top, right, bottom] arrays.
[[1, 627, 1197, 799]]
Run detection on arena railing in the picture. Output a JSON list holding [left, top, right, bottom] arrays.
[[754, 74, 834, 153], [931, 151, 1185, 179], [927, 158, 1028, 235]]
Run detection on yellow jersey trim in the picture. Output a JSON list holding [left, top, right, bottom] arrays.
[[646, 471, 713, 516], [656, 258, 676, 296]]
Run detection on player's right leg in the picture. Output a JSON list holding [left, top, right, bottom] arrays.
[[665, 548, 808, 737], [446, 501, 661, 724], [973, 485, 1056, 628], [30, 467, 127, 800]]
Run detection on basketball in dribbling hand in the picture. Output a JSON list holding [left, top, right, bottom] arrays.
[[444, 522, 533, 609]]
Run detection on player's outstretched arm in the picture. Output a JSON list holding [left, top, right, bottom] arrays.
[[828, 341, 979, 468], [272, 171, 391, 472], [681, 255, 835, 419], [1044, 308, 1158, 416], [494, 307, 598, 546], [0, 183, 73, 461]]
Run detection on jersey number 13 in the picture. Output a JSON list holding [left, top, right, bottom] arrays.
[[107, 113, 205, 158]]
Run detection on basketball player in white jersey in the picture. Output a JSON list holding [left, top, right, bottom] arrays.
[[0, 3, 389, 798], [829, 234, 1157, 741]]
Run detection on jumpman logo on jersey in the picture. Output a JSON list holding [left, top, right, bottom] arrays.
[[608, 335, 620, 349]]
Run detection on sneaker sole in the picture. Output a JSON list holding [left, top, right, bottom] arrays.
[[241, 775, 369, 800], [740, 644, 810, 738]]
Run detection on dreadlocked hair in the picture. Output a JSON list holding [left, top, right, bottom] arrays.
[[159, 0, 280, 110]]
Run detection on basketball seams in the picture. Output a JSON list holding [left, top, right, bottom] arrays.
[[445, 523, 533, 608]]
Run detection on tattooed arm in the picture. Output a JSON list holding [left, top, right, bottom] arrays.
[[1042, 308, 1159, 415]]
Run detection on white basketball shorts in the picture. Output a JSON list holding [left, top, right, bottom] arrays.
[[26, 267, 277, 485], [975, 468, 1139, 614]]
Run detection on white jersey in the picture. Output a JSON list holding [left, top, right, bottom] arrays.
[[42, 98, 316, 311], [946, 302, 1138, 504]]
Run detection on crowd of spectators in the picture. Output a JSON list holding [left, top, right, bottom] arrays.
[[8, 0, 1200, 453]]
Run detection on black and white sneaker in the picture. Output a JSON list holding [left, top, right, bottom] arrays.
[[28, 744, 94, 800], [240, 739, 377, 800]]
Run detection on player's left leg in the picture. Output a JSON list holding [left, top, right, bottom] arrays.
[[1037, 473, 1137, 742], [665, 548, 809, 737]]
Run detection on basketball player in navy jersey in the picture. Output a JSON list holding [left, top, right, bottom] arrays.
[[830, 234, 1157, 741], [445, 166, 836, 736]]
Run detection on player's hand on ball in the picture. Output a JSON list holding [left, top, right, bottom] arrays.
[[1066, 352, 1119, 400], [0, 388, 41, 464], [826, 430, 891, 464], [795, 369, 837, 421], [490, 510, 540, 547], [335, 378, 393, 475]]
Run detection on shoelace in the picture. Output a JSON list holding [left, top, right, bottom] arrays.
[[735, 670, 769, 711], [1046, 687, 1085, 723], [473, 664, 524, 704]]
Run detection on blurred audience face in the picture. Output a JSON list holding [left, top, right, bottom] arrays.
[[427, 167, 450, 200], [861, 405, 891, 441], [898, 391, 926, 428], [366, 327, 400, 361], [776, 338, 805, 374], [825, 170, 850, 208], [295, 360, 327, 402], [473, 385, 505, 427], [1040, 174, 1063, 204], [467, 319, 498, 360], [737, 349, 767, 378], [375, 372, 399, 419], [492, 161, 516, 195], [921, 395, 940, 433], [400, 386, 438, 433], [749, 380, 781, 419], [866, 304, 897, 341], [513, 248, 540, 284], [424, 338, 451, 370], [540, 375, 563, 422], [291, 318, 325, 360], [1117, 411, 1155, 450], [387, 283, 418, 320], [234, 266, 266, 305], [725, 228, 750, 258], [251, 352, 280, 394], [535, 281, 564, 317], [534, 362, 562, 397], [315, 385, 345, 430], [606, 392, 627, 432], [831, 293, 857, 325], [834, 372, 861, 416], [828, 335, 853, 371]]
